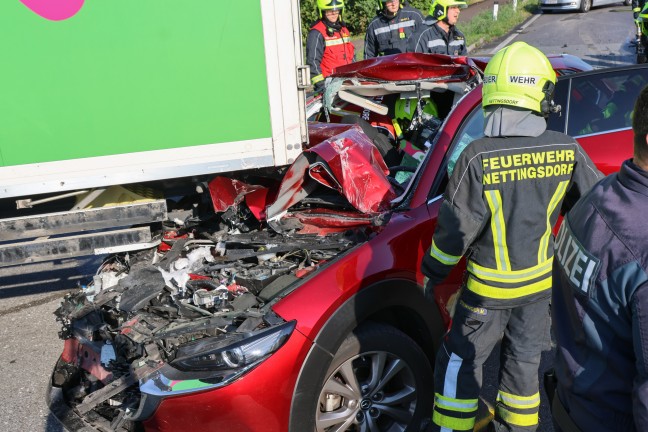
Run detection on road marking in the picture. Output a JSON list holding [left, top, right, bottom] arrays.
[[490, 14, 542, 54]]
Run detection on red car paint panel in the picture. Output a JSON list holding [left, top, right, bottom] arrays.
[[269, 124, 396, 217], [143, 330, 312, 432], [333, 53, 479, 83]]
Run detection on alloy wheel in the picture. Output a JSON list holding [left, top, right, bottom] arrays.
[[315, 351, 417, 432]]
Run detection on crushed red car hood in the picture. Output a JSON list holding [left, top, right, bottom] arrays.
[[267, 124, 396, 220], [208, 123, 396, 229], [332, 53, 480, 82]]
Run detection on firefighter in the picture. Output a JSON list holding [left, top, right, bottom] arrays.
[[392, 96, 439, 140], [551, 85, 648, 432], [633, 0, 645, 20], [363, 0, 424, 59], [421, 41, 602, 432], [635, 3, 648, 63], [407, 0, 467, 55], [306, 0, 355, 91]]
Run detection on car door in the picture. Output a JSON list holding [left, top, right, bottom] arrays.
[[549, 64, 648, 174]]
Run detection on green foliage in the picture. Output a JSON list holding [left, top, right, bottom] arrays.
[[408, 0, 431, 15], [461, 0, 537, 50]]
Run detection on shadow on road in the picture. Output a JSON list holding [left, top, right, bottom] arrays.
[[0, 256, 102, 300]]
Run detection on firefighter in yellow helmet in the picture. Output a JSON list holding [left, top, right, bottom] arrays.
[[633, 0, 646, 23], [306, 0, 355, 91], [421, 42, 602, 431], [393, 97, 439, 138], [408, 0, 468, 55], [635, 2, 648, 63]]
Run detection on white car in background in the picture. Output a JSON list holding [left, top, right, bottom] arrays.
[[540, 0, 630, 13]]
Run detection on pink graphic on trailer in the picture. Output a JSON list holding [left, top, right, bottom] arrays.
[[19, 0, 85, 21]]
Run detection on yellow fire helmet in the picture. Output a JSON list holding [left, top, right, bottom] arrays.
[[429, 0, 467, 21], [482, 41, 557, 115], [377, 0, 402, 10], [317, 0, 345, 17]]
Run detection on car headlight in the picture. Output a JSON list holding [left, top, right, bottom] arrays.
[[171, 320, 296, 372], [137, 320, 296, 402]]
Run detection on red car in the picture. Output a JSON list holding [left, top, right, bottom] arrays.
[[48, 54, 647, 432]]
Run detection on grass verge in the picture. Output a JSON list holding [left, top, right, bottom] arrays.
[[463, 0, 540, 51]]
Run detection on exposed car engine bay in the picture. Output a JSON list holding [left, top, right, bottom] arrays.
[[52, 219, 363, 431]]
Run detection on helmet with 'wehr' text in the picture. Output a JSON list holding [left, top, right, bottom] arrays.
[[482, 41, 558, 116]]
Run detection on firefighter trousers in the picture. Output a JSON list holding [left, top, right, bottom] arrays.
[[430, 296, 551, 432]]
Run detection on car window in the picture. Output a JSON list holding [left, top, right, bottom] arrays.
[[428, 105, 485, 199], [446, 107, 485, 178], [565, 69, 648, 137]]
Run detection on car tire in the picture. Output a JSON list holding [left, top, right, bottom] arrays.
[[625, 0, 632, 5], [579, 0, 591, 13], [638, 53, 647, 64], [313, 322, 433, 432]]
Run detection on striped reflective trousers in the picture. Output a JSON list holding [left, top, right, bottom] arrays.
[[431, 297, 551, 432]]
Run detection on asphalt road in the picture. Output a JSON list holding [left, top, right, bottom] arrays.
[[472, 2, 636, 66], [0, 258, 101, 432]]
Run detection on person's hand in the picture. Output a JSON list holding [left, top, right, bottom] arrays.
[[423, 279, 436, 303]]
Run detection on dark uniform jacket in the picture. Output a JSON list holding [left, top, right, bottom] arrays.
[[363, 6, 424, 59], [422, 131, 601, 308], [306, 20, 355, 87], [407, 17, 467, 55], [552, 159, 648, 432]]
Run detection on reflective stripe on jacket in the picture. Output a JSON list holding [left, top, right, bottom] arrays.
[[422, 131, 602, 308], [632, 0, 646, 14], [363, 6, 424, 58], [408, 18, 467, 55], [306, 20, 355, 82]]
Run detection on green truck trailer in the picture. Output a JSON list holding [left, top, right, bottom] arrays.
[[1, 0, 309, 266]]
